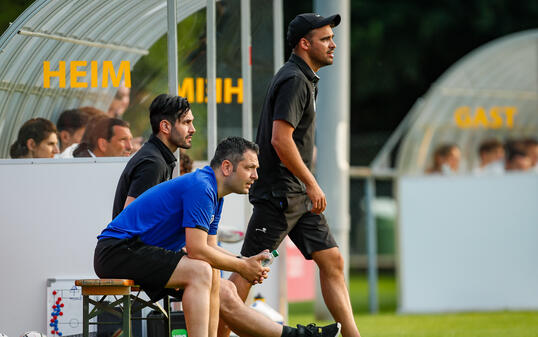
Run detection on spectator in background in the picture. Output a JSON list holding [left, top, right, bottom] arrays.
[[58, 107, 107, 158], [523, 138, 538, 172], [130, 136, 146, 154], [73, 116, 133, 158], [180, 149, 193, 175], [426, 144, 461, 174], [108, 82, 130, 118], [10, 118, 59, 159], [56, 109, 89, 156], [505, 139, 532, 171], [474, 139, 505, 174]]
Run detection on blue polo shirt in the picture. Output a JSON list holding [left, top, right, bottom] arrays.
[[98, 166, 223, 251]]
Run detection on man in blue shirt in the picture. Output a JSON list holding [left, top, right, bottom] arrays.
[[95, 137, 268, 337]]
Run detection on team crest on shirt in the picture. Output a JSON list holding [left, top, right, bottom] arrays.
[[210, 215, 215, 223]]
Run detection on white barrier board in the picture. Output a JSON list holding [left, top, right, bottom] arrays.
[[398, 173, 538, 313], [0, 158, 127, 337]]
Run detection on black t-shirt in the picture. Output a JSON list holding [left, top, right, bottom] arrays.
[[250, 53, 319, 199], [112, 135, 176, 218]]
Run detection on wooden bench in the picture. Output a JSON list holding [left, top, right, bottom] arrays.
[[75, 279, 171, 337]]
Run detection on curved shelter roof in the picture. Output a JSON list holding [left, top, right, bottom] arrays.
[[0, 0, 205, 157], [380, 30, 538, 175]]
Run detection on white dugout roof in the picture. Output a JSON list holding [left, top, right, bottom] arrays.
[[0, 0, 207, 157], [372, 29, 538, 175]]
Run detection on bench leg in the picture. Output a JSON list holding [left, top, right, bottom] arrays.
[[163, 296, 171, 337], [82, 296, 89, 337], [122, 294, 131, 337]]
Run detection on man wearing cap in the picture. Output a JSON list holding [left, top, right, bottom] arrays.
[[229, 13, 362, 337]]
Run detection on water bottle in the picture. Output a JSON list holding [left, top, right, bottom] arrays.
[[261, 250, 279, 267]]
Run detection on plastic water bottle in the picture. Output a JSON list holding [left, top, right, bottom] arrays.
[[250, 293, 284, 324], [261, 250, 279, 267]]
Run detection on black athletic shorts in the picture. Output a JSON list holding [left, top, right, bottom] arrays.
[[94, 237, 185, 302], [241, 193, 338, 260]]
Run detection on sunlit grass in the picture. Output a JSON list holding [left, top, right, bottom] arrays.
[[288, 271, 538, 337]]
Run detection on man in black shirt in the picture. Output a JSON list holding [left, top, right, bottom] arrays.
[[230, 13, 362, 337], [112, 94, 195, 218]]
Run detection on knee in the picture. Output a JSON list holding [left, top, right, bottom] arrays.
[[185, 258, 213, 287], [332, 251, 345, 271], [316, 248, 345, 274], [219, 280, 242, 315]]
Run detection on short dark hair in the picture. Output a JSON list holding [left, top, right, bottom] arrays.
[[505, 139, 527, 162], [149, 94, 191, 134], [478, 139, 503, 155], [210, 137, 259, 170], [73, 117, 129, 156], [10, 118, 57, 158], [57, 109, 89, 134]]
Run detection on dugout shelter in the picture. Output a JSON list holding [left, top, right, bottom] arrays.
[[366, 29, 538, 313]]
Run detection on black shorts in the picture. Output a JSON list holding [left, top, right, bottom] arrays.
[[94, 237, 185, 302], [241, 193, 337, 260]]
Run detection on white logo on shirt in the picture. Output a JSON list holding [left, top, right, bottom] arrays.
[[255, 227, 267, 233], [210, 215, 215, 223]]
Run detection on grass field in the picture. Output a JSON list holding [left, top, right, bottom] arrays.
[[288, 271, 538, 337]]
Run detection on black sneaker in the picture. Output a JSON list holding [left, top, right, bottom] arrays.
[[296, 323, 341, 337]]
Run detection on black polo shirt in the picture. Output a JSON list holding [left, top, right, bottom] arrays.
[[112, 134, 176, 218], [250, 53, 319, 199]]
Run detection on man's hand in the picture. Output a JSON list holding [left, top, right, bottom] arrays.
[[306, 182, 326, 214], [240, 251, 270, 285]]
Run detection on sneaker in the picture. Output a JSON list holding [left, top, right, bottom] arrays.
[[296, 323, 341, 337]]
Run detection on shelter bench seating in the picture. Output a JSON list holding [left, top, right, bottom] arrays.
[[75, 279, 171, 337]]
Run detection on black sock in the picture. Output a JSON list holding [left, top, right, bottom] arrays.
[[281, 325, 297, 337]]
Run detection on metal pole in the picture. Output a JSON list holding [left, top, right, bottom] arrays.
[[167, 0, 181, 176], [273, 0, 284, 73], [240, 0, 252, 140], [365, 177, 379, 313], [313, 0, 350, 320], [167, 0, 178, 96], [273, 0, 287, 322], [207, 0, 217, 157]]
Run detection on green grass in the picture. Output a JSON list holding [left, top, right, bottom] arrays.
[[288, 271, 538, 337]]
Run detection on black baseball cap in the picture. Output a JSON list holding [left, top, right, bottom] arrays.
[[287, 13, 341, 48]]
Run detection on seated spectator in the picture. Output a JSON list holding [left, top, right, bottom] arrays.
[[130, 136, 146, 154], [180, 150, 193, 175], [522, 138, 538, 172], [474, 139, 505, 174], [58, 107, 107, 158], [505, 140, 532, 171], [10, 118, 59, 159], [56, 109, 89, 155], [108, 82, 130, 118], [73, 116, 133, 157], [425, 144, 460, 174]]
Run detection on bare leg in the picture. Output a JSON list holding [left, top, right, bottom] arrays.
[[218, 279, 282, 337], [217, 272, 249, 337], [312, 248, 361, 337], [166, 257, 213, 337], [209, 269, 221, 337], [229, 271, 253, 301]]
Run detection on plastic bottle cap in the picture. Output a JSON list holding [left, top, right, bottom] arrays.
[[271, 250, 279, 257]]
